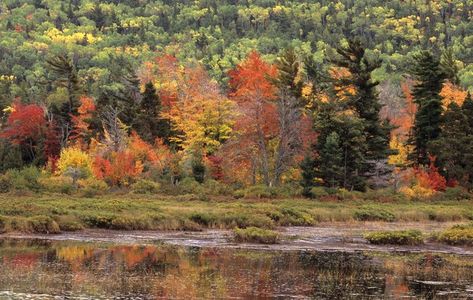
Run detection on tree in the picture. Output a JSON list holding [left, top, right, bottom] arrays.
[[330, 39, 393, 161], [318, 132, 344, 188], [229, 51, 278, 186], [0, 102, 47, 164], [408, 51, 445, 166], [300, 154, 316, 197], [135, 82, 168, 144], [429, 99, 473, 189], [46, 53, 82, 144]]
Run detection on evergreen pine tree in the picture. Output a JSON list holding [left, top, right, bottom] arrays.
[[331, 39, 393, 161], [300, 154, 316, 197], [408, 51, 445, 165], [319, 132, 344, 188], [431, 102, 473, 188]]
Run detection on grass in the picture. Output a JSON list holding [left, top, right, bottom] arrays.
[[364, 230, 424, 245], [233, 227, 280, 244], [0, 194, 472, 233], [435, 223, 473, 246]]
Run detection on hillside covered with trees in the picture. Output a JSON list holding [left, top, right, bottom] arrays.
[[0, 0, 472, 198]]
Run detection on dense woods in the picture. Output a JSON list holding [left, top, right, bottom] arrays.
[[0, 0, 473, 197]]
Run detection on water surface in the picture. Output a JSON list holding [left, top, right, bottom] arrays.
[[0, 238, 472, 299]]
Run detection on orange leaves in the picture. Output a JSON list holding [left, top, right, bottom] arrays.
[[440, 81, 468, 109], [229, 51, 278, 102], [0, 101, 46, 144], [70, 96, 96, 146], [415, 156, 447, 191], [93, 151, 143, 186]]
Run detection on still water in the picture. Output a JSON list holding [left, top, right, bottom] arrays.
[[0, 238, 472, 299]]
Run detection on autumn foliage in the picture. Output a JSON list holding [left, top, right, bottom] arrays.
[[415, 156, 447, 192]]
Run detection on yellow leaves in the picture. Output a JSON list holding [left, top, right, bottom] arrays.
[[45, 28, 101, 45], [440, 81, 468, 109], [388, 135, 411, 166], [0, 75, 15, 81], [57, 147, 93, 178]]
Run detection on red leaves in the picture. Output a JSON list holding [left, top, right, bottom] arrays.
[[0, 102, 46, 144], [415, 156, 447, 191], [92, 151, 143, 186], [229, 51, 278, 102]]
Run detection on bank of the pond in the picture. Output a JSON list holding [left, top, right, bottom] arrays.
[[2, 222, 473, 255], [0, 194, 472, 234]]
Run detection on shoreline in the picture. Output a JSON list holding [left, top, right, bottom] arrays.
[[2, 222, 472, 255]]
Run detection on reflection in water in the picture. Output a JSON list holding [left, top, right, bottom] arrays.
[[0, 238, 472, 299]]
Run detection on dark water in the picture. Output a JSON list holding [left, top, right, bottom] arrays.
[[0, 239, 472, 299]]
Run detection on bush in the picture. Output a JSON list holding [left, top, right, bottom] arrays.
[[110, 216, 152, 230], [131, 179, 160, 194], [178, 177, 204, 194], [354, 207, 396, 222], [5, 166, 42, 192], [364, 230, 424, 245], [222, 213, 274, 229], [275, 207, 316, 226], [233, 189, 245, 199], [243, 184, 275, 199], [233, 227, 279, 244], [78, 178, 108, 197], [202, 179, 233, 196], [27, 216, 60, 234], [0, 174, 12, 193], [310, 187, 329, 198], [189, 212, 217, 226], [39, 176, 75, 194], [0, 216, 6, 233], [436, 223, 473, 246], [439, 187, 471, 201], [57, 147, 93, 179], [56, 216, 84, 232]]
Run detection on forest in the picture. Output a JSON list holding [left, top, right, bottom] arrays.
[[0, 0, 473, 199]]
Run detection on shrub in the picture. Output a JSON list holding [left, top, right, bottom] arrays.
[[233, 227, 279, 244], [243, 184, 275, 199], [5, 166, 42, 192], [310, 187, 329, 198], [0, 174, 12, 193], [178, 177, 204, 194], [27, 216, 60, 234], [39, 176, 75, 194], [202, 179, 232, 195], [110, 216, 152, 230], [57, 147, 93, 180], [222, 213, 274, 229], [56, 216, 84, 231], [78, 178, 108, 197], [354, 207, 396, 222], [440, 187, 471, 201], [131, 179, 160, 194], [436, 223, 473, 246], [277, 207, 316, 226], [364, 230, 424, 245], [189, 212, 217, 226], [233, 189, 245, 199], [0, 216, 6, 233]]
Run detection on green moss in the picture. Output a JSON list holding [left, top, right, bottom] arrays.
[[364, 230, 424, 245], [233, 227, 279, 244]]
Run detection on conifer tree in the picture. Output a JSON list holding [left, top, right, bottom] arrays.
[[408, 51, 445, 165], [331, 39, 393, 161]]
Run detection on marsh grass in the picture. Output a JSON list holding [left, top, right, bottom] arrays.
[[233, 227, 280, 244], [435, 223, 473, 246], [0, 194, 471, 233], [364, 230, 424, 245]]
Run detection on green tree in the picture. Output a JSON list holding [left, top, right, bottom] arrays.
[[408, 51, 445, 166]]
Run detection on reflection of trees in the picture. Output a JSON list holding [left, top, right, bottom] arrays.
[[1, 240, 473, 299], [298, 251, 386, 299]]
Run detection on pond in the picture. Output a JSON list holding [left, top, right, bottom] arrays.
[[0, 238, 472, 299]]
